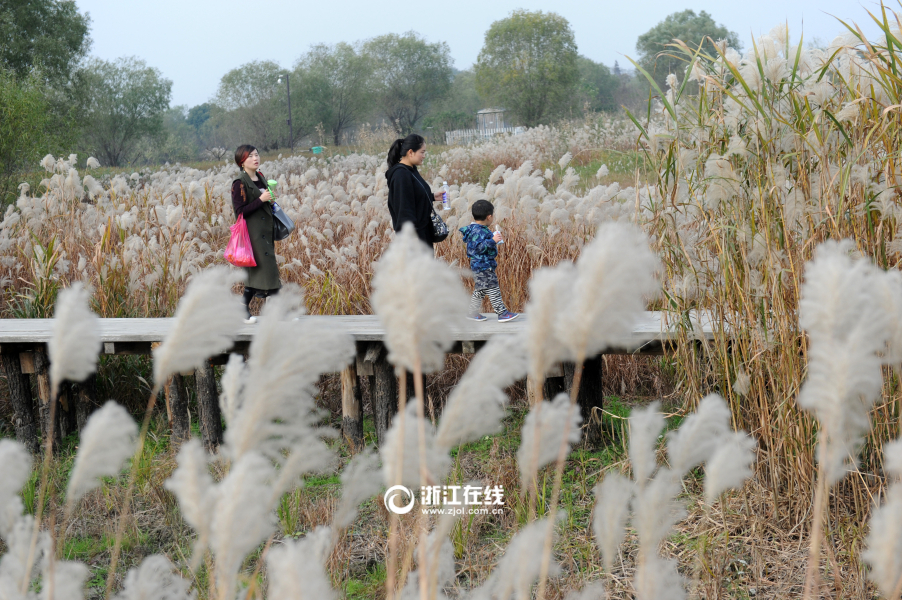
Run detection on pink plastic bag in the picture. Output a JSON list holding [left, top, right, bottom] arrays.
[[224, 214, 256, 267]]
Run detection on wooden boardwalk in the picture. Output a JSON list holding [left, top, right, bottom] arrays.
[[0, 311, 717, 353], [0, 311, 720, 452]]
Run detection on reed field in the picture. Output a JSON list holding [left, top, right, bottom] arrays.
[[7, 8, 902, 599]]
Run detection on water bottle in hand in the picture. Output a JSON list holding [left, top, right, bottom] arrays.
[[442, 181, 450, 210], [495, 225, 504, 244]]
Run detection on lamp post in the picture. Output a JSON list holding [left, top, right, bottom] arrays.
[[277, 74, 293, 151]]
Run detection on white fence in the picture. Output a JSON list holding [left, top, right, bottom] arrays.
[[444, 126, 526, 145]]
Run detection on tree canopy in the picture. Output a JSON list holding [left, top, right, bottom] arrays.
[[577, 56, 619, 112], [0, 0, 90, 84], [364, 32, 453, 134], [635, 9, 740, 89], [297, 43, 372, 145], [475, 10, 578, 127], [79, 57, 172, 167]]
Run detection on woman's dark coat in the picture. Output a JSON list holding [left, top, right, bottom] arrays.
[[231, 170, 281, 290], [385, 163, 435, 249]]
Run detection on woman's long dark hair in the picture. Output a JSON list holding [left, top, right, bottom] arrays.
[[387, 134, 425, 168]]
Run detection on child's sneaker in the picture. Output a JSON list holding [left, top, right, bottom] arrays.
[[498, 311, 519, 322], [467, 312, 488, 321]]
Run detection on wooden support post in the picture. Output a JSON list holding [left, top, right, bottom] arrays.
[[167, 374, 191, 446], [341, 363, 364, 451], [0, 353, 39, 453], [33, 350, 59, 452], [371, 345, 397, 447], [564, 355, 605, 445], [57, 381, 78, 440], [526, 375, 541, 406], [72, 374, 97, 432], [196, 361, 223, 451]]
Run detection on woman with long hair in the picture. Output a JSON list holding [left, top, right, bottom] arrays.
[[231, 144, 280, 323], [385, 134, 444, 249]]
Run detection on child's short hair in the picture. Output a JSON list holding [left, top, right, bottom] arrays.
[[472, 199, 494, 221]]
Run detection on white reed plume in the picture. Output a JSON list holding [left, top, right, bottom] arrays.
[[40, 154, 55, 172], [152, 267, 246, 389], [209, 452, 277, 599], [0, 440, 32, 540], [371, 223, 468, 374], [797, 240, 892, 485], [418, 513, 459, 586], [217, 354, 246, 427], [470, 517, 561, 600], [666, 394, 731, 475], [592, 472, 633, 572], [557, 222, 660, 362], [223, 286, 354, 478], [875, 269, 902, 367], [41, 560, 90, 600], [634, 554, 685, 600], [267, 526, 336, 600], [629, 402, 665, 485], [113, 555, 193, 600], [333, 449, 383, 530], [863, 439, 902, 598], [3, 514, 47, 590], [66, 401, 138, 505], [558, 152, 572, 170], [435, 333, 528, 449], [82, 175, 104, 199], [704, 432, 757, 503], [163, 439, 215, 562], [85, 157, 101, 169], [632, 470, 687, 600], [524, 263, 576, 381], [517, 393, 583, 486], [381, 403, 451, 488], [48, 283, 100, 400], [596, 164, 609, 178]]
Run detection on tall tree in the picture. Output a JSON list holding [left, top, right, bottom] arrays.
[[364, 32, 453, 134], [0, 0, 90, 84], [79, 57, 172, 167], [213, 60, 285, 150], [635, 9, 740, 90], [577, 56, 619, 112], [475, 10, 578, 127], [297, 43, 372, 145], [0, 71, 75, 205]]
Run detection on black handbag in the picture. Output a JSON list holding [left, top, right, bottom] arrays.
[[431, 207, 450, 242], [413, 174, 449, 242], [270, 201, 294, 241]]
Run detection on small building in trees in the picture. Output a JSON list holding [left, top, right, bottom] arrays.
[[444, 107, 524, 144], [476, 108, 510, 133]]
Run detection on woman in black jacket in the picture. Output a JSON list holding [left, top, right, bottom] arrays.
[[385, 134, 444, 250]]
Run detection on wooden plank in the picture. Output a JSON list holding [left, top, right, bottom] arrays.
[[19, 352, 35, 374]]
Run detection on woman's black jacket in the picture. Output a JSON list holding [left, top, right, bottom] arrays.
[[385, 162, 435, 249]]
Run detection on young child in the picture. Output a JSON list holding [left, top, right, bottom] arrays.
[[459, 199, 519, 322]]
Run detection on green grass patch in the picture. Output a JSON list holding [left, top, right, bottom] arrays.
[[344, 562, 386, 599]]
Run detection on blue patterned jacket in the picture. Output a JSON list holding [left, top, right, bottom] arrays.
[[459, 223, 497, 272]]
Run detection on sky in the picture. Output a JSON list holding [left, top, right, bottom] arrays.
[[75, 0, 883, 108]]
